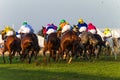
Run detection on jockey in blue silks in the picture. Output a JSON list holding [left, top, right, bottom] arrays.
[[45, 23, 57, 41], [77, 18, 87, 33], [46, 23, 57, 35]]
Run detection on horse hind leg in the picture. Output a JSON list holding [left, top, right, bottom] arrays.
[[20, 49, 28, 62], [52, 50, 57, 62], [28, 50, 34, 64], [68, 51, 72, 64], [8, 51, 13, 64], [2, 51, 5, 64], [34, 51, 38, 62], [43, 47, 48, 65]]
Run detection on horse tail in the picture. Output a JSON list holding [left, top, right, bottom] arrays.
[[10, 41, 15, 49]]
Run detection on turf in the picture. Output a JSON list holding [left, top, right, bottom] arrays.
[[0, 56, 120, 80]]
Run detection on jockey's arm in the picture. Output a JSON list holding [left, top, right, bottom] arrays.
[[57, 25, 61, 31]]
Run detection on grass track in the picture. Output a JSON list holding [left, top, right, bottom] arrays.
[[0, 56, 120, 80]]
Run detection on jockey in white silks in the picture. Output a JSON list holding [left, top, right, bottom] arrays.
[[18, 21, 34, 38], [18, 21, 34, 34]]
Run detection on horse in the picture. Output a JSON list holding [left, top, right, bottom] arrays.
[[37, 26, 47, 38], [72, 25, 80, 35], [37, 35, 45, 48], [79, 31, 105, 60], [20, 33, 40, 63], [97, 29, 120, 60], [0, 34, 4, 44], [43, 32, 60, 63], [59, 30, 80, 63], [93, 34, 106, 58], [96, 28, 105, 41], [104, 37, 120, 60], [1, 32, 21, 64]]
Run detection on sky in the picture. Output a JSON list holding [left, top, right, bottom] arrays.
[[0, 0, 120, 33]]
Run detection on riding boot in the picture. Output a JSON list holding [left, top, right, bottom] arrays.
[[4, 36, 7, 42], [46, 34, 49, 43]]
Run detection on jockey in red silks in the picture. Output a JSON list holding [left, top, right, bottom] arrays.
[[87, 23, 97, 34]]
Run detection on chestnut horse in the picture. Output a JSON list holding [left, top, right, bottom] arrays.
[[59, 30, 80, 63], [20, 33, 40, 63], [43, 32, 60, 63], [1, 32, 21, 64]]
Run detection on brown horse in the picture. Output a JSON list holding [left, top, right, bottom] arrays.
[[59, 30, 80, 63], [43, 32, 60, 63], [20, 33, 40, 63], [1, 33, 21, 64]]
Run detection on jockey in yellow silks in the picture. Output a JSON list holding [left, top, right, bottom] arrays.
[[103, 28, 112, 38], [2, 26, 16, 37]]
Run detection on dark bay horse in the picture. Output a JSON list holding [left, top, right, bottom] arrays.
[[20, 33, 40, 63], [1, 33, 21, 64], [59, 30, 80, 63], [43, 32, 60, 63]]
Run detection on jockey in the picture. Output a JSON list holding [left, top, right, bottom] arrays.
[[2, 25, 16, 38], [77, 18, 87, 33], [87, 23, 97, 34], [103, 28, 112, 38], [18, 21, 34, 34], [111, 30, 120, 38], [46, 23, 57, 35], [57, 19, 72, 33], [45, 23, 57, 41]]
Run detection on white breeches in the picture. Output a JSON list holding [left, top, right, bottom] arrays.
[[46, 29, 56, 35], [62, 25, 71, 33], [79, 27, 87, 32], [88, 29, 97, 34], [6, 31, 14, 36]]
